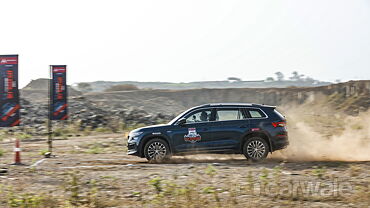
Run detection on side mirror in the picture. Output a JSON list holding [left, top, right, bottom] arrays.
[[177, 118, 186, 126]]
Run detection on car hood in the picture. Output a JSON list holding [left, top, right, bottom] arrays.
[[132, 124, 171, 132]]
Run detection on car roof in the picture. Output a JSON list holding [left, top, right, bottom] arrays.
[[194, 103, 276, 109]]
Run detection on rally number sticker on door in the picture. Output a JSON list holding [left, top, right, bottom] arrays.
[[184, 128, 201, 143]]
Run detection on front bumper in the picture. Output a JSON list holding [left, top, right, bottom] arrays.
[[127, 135, 141, 156]]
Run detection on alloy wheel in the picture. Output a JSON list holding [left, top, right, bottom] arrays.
[[147, 141, 167, 160], [246, 140, 266, 159]]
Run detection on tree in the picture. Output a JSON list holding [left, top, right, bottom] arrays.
[[265, 77, 274, 82], [227, 77, 242, 82], [275, 72, 285, 81], [289, 71, 304, 81]]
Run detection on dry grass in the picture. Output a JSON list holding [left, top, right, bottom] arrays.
[[1, 164, 369, 208]]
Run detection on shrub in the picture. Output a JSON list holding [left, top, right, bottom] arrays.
[[0, 133, 6, 142], [16, 133, 32, 140], [312, 166, 327, 179], [94, 127, 111, 133], [39, 149, 48, 156], [64, 171, 81, 206], [85, 143, 104, 154]]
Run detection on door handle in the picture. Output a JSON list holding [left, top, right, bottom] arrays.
[[240, 125, 247, 128]]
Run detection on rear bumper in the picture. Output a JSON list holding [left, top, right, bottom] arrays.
[[271, 135, 289, 151]]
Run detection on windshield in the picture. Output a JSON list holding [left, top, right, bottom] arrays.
[[168, 109, 190, 125]]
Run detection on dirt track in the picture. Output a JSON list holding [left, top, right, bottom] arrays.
[[1, 133, 369, 207]]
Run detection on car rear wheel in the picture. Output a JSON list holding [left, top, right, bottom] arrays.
[[144, 138, 170, 162], [243, 137, 269, 162]]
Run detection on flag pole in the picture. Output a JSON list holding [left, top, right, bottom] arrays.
[[46, 65, 53, 158]]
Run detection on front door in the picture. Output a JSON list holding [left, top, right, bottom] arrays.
[[170, 108, 214, 153]]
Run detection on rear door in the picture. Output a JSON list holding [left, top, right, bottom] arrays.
[[245, 108, 269, 129], [206, 108, 249, 151]]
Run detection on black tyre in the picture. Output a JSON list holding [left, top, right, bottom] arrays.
[[144, 138, 170, 162], [243, 137, 269, 162]]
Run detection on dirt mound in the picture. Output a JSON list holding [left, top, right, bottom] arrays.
[[23, 78, 50, 90], [21, 78, 82, 101]]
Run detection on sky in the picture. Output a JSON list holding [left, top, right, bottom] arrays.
[[1, 0, 369, 87]]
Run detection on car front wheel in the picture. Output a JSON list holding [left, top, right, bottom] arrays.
[[144, 138, 170, 162], [243, 137, 269, 162]]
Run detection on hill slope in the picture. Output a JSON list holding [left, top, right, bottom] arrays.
[[83, 80, 370, 115]]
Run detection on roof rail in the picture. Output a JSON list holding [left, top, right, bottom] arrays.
[[196, 103, 276, 108]]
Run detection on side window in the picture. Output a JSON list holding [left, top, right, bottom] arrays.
[[215, 109, 245, 121], [185, 109, 212, 123], [247, 109, 266, 118]]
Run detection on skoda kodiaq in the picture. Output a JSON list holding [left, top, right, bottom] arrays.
[[127, 103, 288, 162]]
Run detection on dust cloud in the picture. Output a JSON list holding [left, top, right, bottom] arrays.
[[166, 105, 370, 163], [275, 107, 370, 162]]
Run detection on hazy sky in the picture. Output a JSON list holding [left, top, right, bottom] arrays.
[[1, 0, 370, 87]]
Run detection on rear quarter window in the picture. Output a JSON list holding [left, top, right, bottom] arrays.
[[246, 109, 267, 118]]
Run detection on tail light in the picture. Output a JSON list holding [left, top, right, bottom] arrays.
[[272, 121, 286, 128]]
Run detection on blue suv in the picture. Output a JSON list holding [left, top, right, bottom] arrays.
[[127, 103, 288, 162]]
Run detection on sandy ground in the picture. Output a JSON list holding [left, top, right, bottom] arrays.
[[0, 133, 369, 207]]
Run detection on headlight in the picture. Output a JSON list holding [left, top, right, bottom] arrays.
[[129, 131, 143, 137]]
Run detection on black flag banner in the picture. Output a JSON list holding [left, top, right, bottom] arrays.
[[0, 55, 20, 127], [50, 65, 68, 120]]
